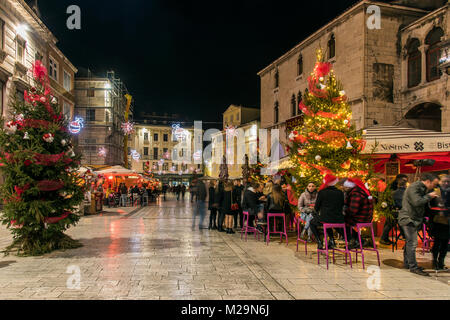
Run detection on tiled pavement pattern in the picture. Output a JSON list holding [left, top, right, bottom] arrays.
[[0, 194, 448, 300]]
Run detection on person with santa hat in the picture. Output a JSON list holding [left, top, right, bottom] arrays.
[[310, 174, 346, 250], [342, 178, 374, 249]]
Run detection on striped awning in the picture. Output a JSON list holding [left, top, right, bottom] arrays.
[[362, 126, 450, 154]]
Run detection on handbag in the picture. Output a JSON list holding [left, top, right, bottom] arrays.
[[230, 190, 238, 211]]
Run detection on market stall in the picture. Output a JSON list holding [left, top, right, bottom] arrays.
[[94, 165, 144, 190]]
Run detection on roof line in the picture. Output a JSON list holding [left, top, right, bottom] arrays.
[[257, 0, 428, 76]]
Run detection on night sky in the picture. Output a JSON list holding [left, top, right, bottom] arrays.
[[38, 0, 360, 124]]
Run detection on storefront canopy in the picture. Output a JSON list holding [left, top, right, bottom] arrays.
[[95, 165, 139, 175], [362, 126, 450, 173]]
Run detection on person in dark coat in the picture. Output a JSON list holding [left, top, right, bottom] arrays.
[[222, 181, 237, 234], [215, 181, 225, 232], [390, 174, 408, 191], [192, 178, 208, 230], [181, 184, 186, 200], [242, 182, 260, 229], [342, 178, 374, 249], [427, 174, 449, 270], [309, 174, 345, 250], [380, 178, 407, 245], [233, 180, 244, 228], [208, 180, 218, 229], [398, 172, 439, 276]]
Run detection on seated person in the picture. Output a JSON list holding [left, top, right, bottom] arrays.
[[343, 178, 374, 249], [310, 174, 345, 250]]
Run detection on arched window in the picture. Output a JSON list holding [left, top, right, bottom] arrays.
[[297, 91, 302, 115], [407, 39, 421, 88], [291, 95, 296, 117], [274, 69, 279, 88], [328, 34, 335, 59], [297, 54, 303, 76], [426, 27, 444, 82], [274, 101, 279, 124]]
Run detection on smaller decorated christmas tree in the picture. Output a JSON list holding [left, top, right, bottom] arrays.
[[0, 61, 84, 256]]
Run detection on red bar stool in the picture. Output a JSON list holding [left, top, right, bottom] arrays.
[[318, 223, 352, 270], [241, 211, 257, 241], [266, 213, 288, 246], [349, 222, 380, 269], [296, 218, 308, 254]]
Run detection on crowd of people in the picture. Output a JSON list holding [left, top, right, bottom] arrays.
[[189, 172, 449, 276], [87, 183, 162, 208]]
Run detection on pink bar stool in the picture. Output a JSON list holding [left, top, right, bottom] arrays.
[[266, 213, 288, 246], [241, 211, 257, 241], [349, 222, 380, 269], [296, 218, 308, 254], [318, 223, 352, 270]]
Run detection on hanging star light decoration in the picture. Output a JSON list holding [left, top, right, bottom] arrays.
[[98, 147, 107, 158], [121, 121, 134, 135]]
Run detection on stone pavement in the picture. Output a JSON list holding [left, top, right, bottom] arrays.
[[0, 194, 448, 300]]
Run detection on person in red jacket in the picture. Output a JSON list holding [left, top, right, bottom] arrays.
[[343, 178, 374, 249]]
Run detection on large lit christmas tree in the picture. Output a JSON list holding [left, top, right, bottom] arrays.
[[287, 49, 371, 198], [0, 61, 84, 256]]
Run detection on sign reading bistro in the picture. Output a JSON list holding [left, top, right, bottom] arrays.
[[363, 138, 450, 154]]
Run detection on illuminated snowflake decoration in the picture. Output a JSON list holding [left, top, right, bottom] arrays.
[[225, 126, 238, 138], [98, 147, 107, 158], [130, 149, 141, 161], [121, 121, 134, 135]]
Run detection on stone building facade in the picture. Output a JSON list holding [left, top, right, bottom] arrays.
[[0, 0, 76, 121], [210, 105, 260, 179], [74, 70, 132, 166], [258, 0, 449, 151], [130, 121, 203, 186]]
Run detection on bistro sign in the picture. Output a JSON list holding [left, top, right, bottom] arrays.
[[363, 138, 450, 154]]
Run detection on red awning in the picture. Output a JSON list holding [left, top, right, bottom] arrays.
[[370, 152, 450, 173]]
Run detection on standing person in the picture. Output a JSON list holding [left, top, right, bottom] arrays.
[[398, 172, 439, 276], [309, 174, 345, 250], [119, 183, 128, 207], [233, 180, 244, 229], [208, 180, 218, 230], [380, 177, 408, 245], [181, 184, 186, 200], [190, 181, 198, 203], [176, 184, 181, 201], [162, 184, 167, 201], [298, 182, 318, 242], [390, 174, 409, 191], [215, 181, 225, 232], [428, 175, 449, 270], [242, 182, 261, 231], [342, 178, 374, 249], [192, 178, 208, 230], [222, 181, 237, 234]]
